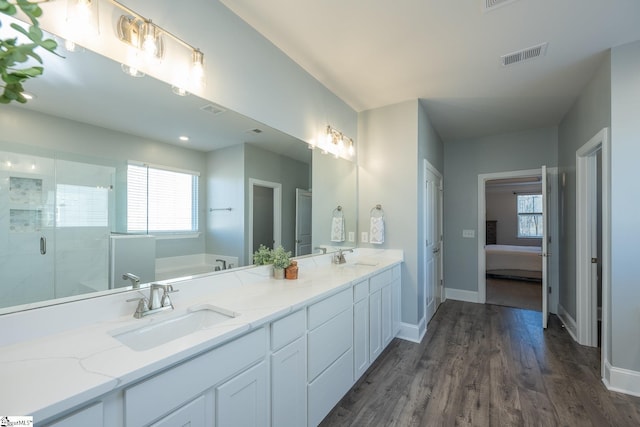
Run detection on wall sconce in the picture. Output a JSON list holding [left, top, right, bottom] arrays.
[[312, 125, 355, 159], [111, 0, 205, 92], [66, 0, 99, 40]]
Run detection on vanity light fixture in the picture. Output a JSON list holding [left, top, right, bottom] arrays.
[[172, 86, 189, 96], [121, 63, 145, 77], [66, 0, 99, 39], [323, 125, 355, 159], [112, 0, 204, 88]]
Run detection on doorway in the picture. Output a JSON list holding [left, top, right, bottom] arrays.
[[248, 179, 281, 263], [576, 128, 610, 367], [478, 167, 559, 328]]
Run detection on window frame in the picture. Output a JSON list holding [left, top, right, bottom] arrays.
[[516, 193, 543, 239], [126, 161, 200, 236]]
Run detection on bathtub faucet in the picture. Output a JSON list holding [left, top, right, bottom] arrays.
[[216, 259, 227, 270], [122, 273, 140, 288]]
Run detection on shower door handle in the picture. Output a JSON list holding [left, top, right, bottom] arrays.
[[40, 236, 46, 255]]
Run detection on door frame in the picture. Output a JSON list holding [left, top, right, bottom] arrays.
[[422, 159, 444, 323], [576, 128, 610, 369], [477, 167, 559, 309], [248, 178, 282, 263]]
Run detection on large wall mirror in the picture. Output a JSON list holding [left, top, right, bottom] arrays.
[[0, 26, 357, 313]]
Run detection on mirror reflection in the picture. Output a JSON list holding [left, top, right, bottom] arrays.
[[0, 37, 356, 313]]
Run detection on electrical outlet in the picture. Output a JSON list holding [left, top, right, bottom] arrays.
[[462, 229, 475, 238], [361, 232, 369, 243], [348, 231, 355, 242]]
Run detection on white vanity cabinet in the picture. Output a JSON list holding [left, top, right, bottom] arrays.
[[216, 361, 268, 426], [368, 266, 400, 363], [124, 328, 267, 427], [270, 309, 307, 427], [44, 402, 103, 427], [307, 288, 354, 427]]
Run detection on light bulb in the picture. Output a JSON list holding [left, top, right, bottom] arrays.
[[348, 140, 355, 157], [142, 21, 157, 58], [192, 49, 205, 87]]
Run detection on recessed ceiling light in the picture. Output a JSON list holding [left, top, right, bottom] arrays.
[[179, 136, 189, 142]]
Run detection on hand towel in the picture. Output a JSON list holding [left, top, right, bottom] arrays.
[[331, 216, 345, 242], [370, 216, 385, 244]]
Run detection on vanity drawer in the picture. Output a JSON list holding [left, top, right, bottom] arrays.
[[271, 309, 306, 351], [369, 268, 393, 293], [308, 288, 352, 330], [125, 328, 266, 427], [353, 279, 369, 302], [308, 307, 353, 381]]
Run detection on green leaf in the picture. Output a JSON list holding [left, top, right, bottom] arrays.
[[28, 25, 43, 42], [40, 39, 57, 52]]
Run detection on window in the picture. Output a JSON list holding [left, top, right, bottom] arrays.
[[57, 184, 109, 227], [127, 163, 199, 233], [517, 194, 543, 238]]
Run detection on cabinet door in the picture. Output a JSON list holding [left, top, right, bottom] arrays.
[[45, 402, 103, 427], [369, 289, 382, 361], [216, 361, 268, 427], [151, 395, 206, 427], [382, 284, 393, 347], [392, 278, 402, 337], [272, 336, 307, 427], [354, 297, 369, 379]]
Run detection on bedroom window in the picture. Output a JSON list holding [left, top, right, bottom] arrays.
[[517, 194, 543, 238], [127, 163, 199, 233]]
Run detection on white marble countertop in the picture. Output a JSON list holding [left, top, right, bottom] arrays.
[[0, 249, 402, 422]]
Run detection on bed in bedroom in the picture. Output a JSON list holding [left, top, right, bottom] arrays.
[[485, 244, 542, 281]]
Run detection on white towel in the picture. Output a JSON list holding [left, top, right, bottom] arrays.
[[370, 216, 384, 244], [331, 217, 345, 242]]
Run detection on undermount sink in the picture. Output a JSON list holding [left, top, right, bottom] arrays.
[[339, 261, 379, 269], [111, 305, 238, 351]]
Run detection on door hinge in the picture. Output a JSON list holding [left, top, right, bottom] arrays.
[[591, 257, 598, 264], [548, 286, 552, 294]]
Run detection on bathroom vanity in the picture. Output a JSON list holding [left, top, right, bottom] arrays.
[[0, 249, 402, 426]]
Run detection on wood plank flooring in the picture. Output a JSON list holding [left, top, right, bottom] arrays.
[[486, 278, 542, 312], [320, 300, 640, 426]]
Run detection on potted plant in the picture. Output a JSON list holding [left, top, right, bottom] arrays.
[[253, 244, 273, 266], [1, 0, 59, 104], [271, 245, 291, 279]]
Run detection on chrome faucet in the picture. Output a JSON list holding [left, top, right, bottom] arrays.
[[128, 284, 179, 318], [333, 248, 354, 264], [216, 259, 227, 270], [122, 273, 140, 288]]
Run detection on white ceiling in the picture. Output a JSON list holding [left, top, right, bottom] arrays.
[[221, 0, 640, 142]]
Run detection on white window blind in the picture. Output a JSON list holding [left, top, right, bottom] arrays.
[[127, 163, 199, 233], [517, 194, 543, 238], [56, 184, 109, 227]]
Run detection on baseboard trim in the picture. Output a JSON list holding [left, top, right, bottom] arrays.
[[445, 288, 478, 303], [397, 320, 426, 344], [603, 360, 640, 397], [557, 303, 578, 342]]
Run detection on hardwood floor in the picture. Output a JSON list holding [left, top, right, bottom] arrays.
[[320, 300, 640, 426], [486, 277, 542, 312]]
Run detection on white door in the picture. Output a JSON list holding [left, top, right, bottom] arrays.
[[542, 165, 549, 329], [295, 189, 312, 256], [424, 166, 442, 321]]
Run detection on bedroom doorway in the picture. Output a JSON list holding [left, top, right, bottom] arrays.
[[478, 168, 559, 327]]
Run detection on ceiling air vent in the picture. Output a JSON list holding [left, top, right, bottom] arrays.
[[501, 42, 548, 67], [200, 103, 226, 116], [483, 0, 519, 13]]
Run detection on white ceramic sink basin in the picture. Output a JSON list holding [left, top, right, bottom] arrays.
[[111, 305, 238, 351]]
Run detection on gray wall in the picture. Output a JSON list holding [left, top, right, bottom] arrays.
[[244, 144, 310, 255], [486, 183, 543, 246], [610, 40, 640, 372], [0, 107, 207, 258], [358, 99, 444, 326], [312, 153, 357, 250], [206, 144, 245, 264], [443, 127, 557, 293], [557, 53, 611, 320]]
